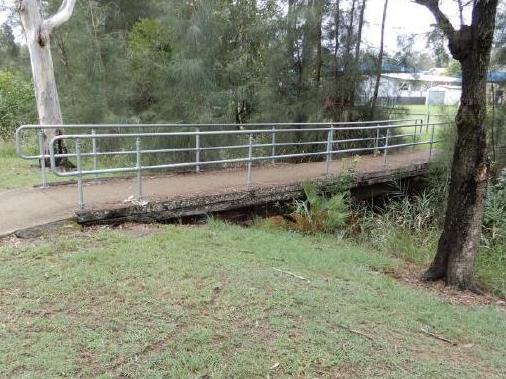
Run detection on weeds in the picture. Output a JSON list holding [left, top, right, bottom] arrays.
[[289, 181, 349, 235], [278, 167, 505, 297]]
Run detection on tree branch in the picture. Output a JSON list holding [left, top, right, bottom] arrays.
[[413, 0, 456, 43], [43, 0, 77, 34], [472, 0, 499, 36]]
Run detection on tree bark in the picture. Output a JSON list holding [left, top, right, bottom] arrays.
[[314, 0, 323, 85], [354, 0, 366, 65], [370, 0, 388, 118], [343, 0, 356, 72], [349, 0, 366, 106], [17, 0, 76, 166], [416, 0, 499, 289], [334, 0, 340, 81]]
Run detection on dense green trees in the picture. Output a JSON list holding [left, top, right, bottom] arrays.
[[0, 0, 504, 134], [0, 70, 36, 139], [1, 0, 417, 132]]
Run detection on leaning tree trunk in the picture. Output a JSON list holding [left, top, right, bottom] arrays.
[[426, 57, 489, 289], [370, 0, 388, 118], [349, 0, 366, 106], [17, 0, 76, 167], [417, 0, 499, 289]]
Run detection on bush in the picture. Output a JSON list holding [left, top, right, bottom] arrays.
[[0, 70, 36, 140], [483, 168, 506, 246], [290, 181, 349, 235]]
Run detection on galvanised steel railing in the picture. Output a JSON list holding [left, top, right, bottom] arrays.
[[16, 119, 447, 209], [16, 119, 421, 186]]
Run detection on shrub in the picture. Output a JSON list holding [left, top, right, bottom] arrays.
[[0, 70, 36, 140], [483, 168, 506, 247], [290, 181, 349, 235]]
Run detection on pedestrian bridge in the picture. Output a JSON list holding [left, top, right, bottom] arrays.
[[4, 119, 446, 236]]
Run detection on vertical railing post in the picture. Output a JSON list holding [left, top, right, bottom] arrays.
[[271, 125, 276, 164], [383, 128, 390, 165], [136, 137, 143, 201], [374, 125, 380, 155], [429, 123, 436, 161], [247, 133, 253, 186], [38, 130, 48, 188], [91, 129, 98, 182], [195, 127, 201, 173], [75, 138, 84, 209], [325, 126, 333, 175], [412, 120, 418, 150]]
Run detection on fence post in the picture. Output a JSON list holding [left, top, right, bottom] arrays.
[[196, 127, 200, 173], [383, 128, 390, 165], [271, 125, 276, 164], [75, 138, 84, 209], [374, 125, 380, 155], [136, 137, 143, 201], [38, 130, 48, 188], [247, 133, 253, 186], [325, 127, 333, 175], [412, 120, 417, 150], [92, 129, 99, 182], [429, 123, 435, 161]]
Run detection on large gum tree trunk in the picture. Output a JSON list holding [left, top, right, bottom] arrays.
[[416, 0, 499, 289], [17, 0, 76, 166], [427, 56, 489, 288]]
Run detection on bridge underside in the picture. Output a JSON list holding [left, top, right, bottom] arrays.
[[1, 149, 431, 236]]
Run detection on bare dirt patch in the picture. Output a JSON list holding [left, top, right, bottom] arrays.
[[383, 263, 506, 308]]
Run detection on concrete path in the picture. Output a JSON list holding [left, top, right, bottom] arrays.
[[0, 150, 430, 236]]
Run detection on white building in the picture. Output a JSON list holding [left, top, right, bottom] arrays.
[[361, 72, 462, 105], [426, 85, 462, 106]]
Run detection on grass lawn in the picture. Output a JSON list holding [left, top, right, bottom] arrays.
[[0, 142, 137, 191], [0, 142, 56, 190], [394, 104, 458, 120], [1, 221, 505, 378]]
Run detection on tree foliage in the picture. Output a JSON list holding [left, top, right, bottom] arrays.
[[1, 0, 404, 127], [0, 70, 36, 140]]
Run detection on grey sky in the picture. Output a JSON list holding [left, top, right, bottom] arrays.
[[0, 0, 467, 54], [364, 0, 465, 52]]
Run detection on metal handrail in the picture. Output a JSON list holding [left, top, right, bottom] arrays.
[[16, 118, 420, 160], [43, 120, 446, 209]]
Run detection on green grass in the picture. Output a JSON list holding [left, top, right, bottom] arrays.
[[394, 104, 458, 120], [0, 141, 138, 191], [367, 227, 505, 296], [0, 142, 56, 190], [1, 221, 505, 378]]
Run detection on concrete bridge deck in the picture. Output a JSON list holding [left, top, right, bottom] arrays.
[[0, 149, 431, 236]]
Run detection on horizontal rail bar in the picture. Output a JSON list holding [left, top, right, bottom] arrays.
[[46, 122, 446, 162], [16, 119, 424, 159], [18, 118, 420, 130], [48, 122, 446, 141], [49, 138, 441, 178]]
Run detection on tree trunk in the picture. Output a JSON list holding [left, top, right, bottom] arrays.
[[17, 0, 76, 167], [354, 0, 366, 65], [343, 0, 356, 72], [425, 58, 489, 288], [333, 0, 340, 80], [349, 0, 366, 106], [370, 0, 388, 118], [301, 0, 314, 85], [418, 0, 499, 289], [314, 0, 323, 85]]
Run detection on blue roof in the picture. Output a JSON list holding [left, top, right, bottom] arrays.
[[488, 71, 506, 82]]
